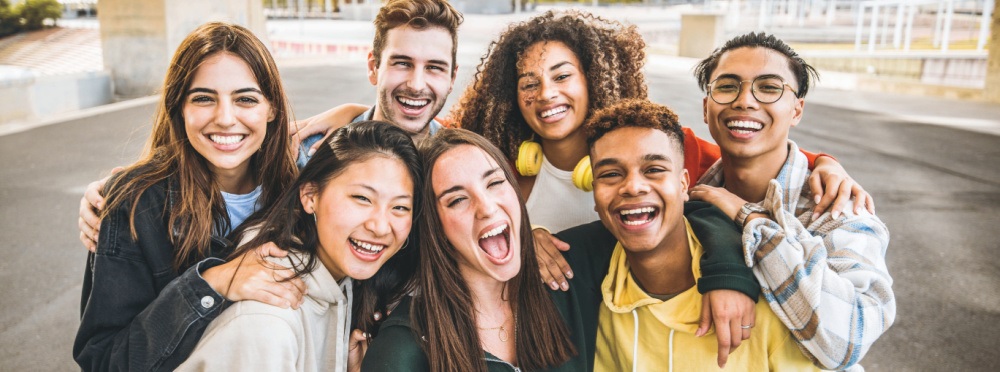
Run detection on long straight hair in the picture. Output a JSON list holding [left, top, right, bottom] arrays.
[[230, 121, 423, 336], [412, 129, 575, 372], [101, 22, 296, 270]]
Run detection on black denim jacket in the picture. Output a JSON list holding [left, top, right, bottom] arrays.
[[74, 175, 230, 371]]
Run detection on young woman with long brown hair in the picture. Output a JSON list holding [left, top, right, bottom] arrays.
[[361, 129, 579, 372], [74, 22, 303, 371]]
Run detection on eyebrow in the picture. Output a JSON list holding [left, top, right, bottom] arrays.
[[436, 167, 502, 200], [593, 153, 672, 168], [352, 184, 413, 201], [388, 54, 451, 68], [715, 73, 785, 81], [517, 60, 575, 79], [186, 87, 263, 95]]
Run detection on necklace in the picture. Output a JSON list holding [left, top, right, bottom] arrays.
[[478, 311, 515, 342]]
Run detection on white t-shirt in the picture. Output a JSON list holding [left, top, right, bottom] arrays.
[[524, 154, 599, 233]]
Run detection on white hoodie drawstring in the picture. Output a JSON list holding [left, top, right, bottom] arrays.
[[632, 309, 639, 372], [631, 308, 677, 372]]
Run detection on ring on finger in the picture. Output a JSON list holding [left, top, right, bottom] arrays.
[[741, 324, 754, 329]]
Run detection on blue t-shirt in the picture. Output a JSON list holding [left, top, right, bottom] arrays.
[[220, 184, 263, 235]]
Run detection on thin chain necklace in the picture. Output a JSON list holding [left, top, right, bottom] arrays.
[[478, 310, 516, 342]]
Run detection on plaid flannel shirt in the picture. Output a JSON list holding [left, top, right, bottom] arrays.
[[698, 141, 895, 371]]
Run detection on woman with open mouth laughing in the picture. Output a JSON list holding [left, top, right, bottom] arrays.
[[360, 129, 580, 372], [179, 121, 422, 371]]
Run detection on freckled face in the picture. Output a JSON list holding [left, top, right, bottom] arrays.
[[183, 52, 274, 183], [433, 145, 522, 283], [302, 156, 414, 281], [516, 41, 590, 143]]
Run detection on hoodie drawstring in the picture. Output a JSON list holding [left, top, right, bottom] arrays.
[[631, 309, 677, 372], [632, 309, 639, 372]]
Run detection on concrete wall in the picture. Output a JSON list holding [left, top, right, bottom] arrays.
[[98, 0, 268, 98], [0, 68, 112, 123], [986, 0, 1000, 103], [678, 13, 724, 59]]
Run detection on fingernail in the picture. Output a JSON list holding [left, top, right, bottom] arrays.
[[565, 270, 574, 279], [833, 211, 841, 219], [307, 148, 316, 157], [550, 281, 559, 290], [560, 281, 569, 291], [814, 195, 820, 204], [811, 212, 819, 221]]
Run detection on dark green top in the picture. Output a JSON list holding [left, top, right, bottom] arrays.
[[360, 201, 755, 371]]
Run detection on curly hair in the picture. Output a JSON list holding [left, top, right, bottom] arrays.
[[454, 10, 648, 162], [585, 99, 685, 160]]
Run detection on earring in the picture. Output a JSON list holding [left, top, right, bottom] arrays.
[[400, 237, 409, 250], [517, 139, 593, 192]]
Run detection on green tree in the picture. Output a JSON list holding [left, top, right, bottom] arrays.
[[0, 0, 20, 37], [16, 0, 61, 31]]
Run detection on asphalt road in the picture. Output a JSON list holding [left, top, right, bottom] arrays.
[[2, 52, 999, 371]]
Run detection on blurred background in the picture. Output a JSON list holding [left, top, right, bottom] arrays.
[[1, 0, 998, 370]]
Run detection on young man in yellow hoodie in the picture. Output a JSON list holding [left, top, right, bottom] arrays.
[[581, 99, 818, 371]]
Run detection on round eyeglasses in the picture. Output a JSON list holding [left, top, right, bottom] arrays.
[[707, 76, 799, 105]]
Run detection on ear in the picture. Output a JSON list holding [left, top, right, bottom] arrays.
[[790, 98, 805, 127], [367, 51, 378, 86], [449, 63, 458, 93], [680, 168, 690, 202], [702, 96, 709, 124], [268, 106, 277, 123], [300, 182, 318, 214]]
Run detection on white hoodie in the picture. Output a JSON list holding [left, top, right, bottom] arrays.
[[177, 252, 353, 372]]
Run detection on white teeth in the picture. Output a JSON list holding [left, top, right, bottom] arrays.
[[209, 134, 245, 145], [479, 224, 508, 240], [726, 120, 763, 131], [350, 238, 385, 253], [540, 106, 567, 118], [624, 219, 649, 226], [619, 207, 656, 216], [398, 97, 429, 107]]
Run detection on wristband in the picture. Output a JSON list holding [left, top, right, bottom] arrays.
[[735, 202, 769, 228]]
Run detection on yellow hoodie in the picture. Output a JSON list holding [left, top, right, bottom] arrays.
[[595, 219, 819, 372]]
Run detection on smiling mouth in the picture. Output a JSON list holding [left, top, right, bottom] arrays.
[[540, 105, 567, 118], [478, 223, 510, 260], [619, 206, 659, 226], [209, 134, 245, 145], [349, 238, 386, 255], [726, 120, 763, 135], [396, 96, 429, 110]]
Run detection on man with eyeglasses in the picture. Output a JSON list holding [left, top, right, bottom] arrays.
[[687, 32, 895, 371]]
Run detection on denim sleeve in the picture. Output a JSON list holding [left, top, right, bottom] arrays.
[[687, 201, 761, 301], [296, 133, 324, 169], [73, 188, 227, 372]]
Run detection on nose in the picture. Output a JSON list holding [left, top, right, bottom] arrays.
[[406, 68, 427, 91], [538, 78, 558, 103], [364, 210, 391, 237], [620, 172, 650, 197], [215, 100, 236, 127], [731, 81, 759, 110], [474, 194, 499, 220]]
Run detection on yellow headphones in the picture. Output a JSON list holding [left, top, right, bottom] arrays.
[[515, 140, 593, 192]]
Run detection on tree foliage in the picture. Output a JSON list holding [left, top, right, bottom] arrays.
[[0, 0, 62, 37]]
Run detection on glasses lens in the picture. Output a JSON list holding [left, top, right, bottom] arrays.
[[710, 77, 741, 104], [752, 77, 786, 103]]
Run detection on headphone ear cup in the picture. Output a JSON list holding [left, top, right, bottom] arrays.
[[572, 156, 593, 192], [516, 140, 542, 176]]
